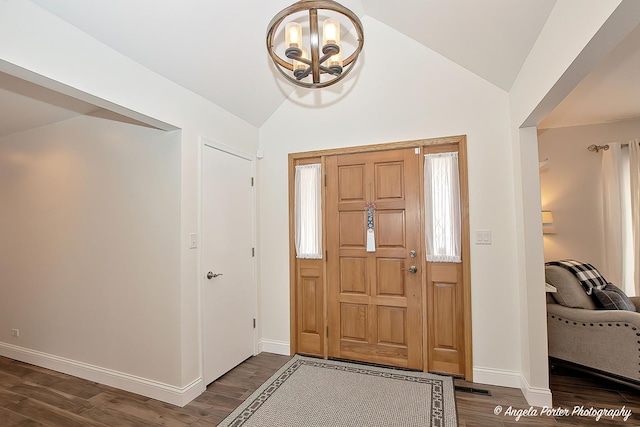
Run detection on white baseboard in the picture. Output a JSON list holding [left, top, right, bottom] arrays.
[[473, 366, 522, 388], [473, 366, 552, 407], [0, 342, 203, 407], [520, 373, 553, 407], [258, 339, 290, 355]]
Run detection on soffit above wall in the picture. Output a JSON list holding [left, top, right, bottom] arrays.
[[540, 22, 640, 129], [0, 71, 98, 138]]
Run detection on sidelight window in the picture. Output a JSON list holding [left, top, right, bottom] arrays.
[[294, 163, 322, 259], [424, 152, 461, 263]]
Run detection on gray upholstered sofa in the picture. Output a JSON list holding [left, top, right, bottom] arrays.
[[546, 265, 640, 384]]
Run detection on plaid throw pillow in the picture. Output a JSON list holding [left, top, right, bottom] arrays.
[[546, 260, 607, 295], [591, 284, 636, 311]]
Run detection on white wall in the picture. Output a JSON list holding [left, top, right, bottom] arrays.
[[260, 1, 638, 407], [0, 0, 259, 404], [259, 16, 522, 378], [0, 114, 181, 383], [538, 119, 640, 270]]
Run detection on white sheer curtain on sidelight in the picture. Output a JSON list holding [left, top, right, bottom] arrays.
[[294, 163, 322, 259], [424, 152, 461, 263]]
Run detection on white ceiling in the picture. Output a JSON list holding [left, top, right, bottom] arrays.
[[363, 0, 556, 91], [2, 1, 638, 131], [28, 0, 556, 127]]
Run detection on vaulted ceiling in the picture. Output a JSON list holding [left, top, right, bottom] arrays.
[[27, 0, 556, 127], [2, 0, 639, 133]]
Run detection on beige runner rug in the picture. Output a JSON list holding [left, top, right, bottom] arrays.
[[218, 355, 458, 427]]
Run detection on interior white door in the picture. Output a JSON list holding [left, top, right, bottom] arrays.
[[202, 144, 255, 385]]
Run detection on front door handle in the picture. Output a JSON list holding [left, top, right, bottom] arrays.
[[207, 272, 223, 279], [402, 266, 418, 274]]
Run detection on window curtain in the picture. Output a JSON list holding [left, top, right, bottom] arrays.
[[621, 147, 634, 295], [294, 164, 322, 259], [424, 152, 461, 263], [601, 143, 624, 288], [629, 139, 640, 295]]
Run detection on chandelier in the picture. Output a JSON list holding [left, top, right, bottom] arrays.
[[266, 0, 364, 89]]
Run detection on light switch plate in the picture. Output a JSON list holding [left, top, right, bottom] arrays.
[[189, 233, 198, 249], [475, 230, 492, 245]]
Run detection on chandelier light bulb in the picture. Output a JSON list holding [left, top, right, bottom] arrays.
[[323, 18, 340, 48], [285, 22, 303, 57], [328, 46, 343, 74]]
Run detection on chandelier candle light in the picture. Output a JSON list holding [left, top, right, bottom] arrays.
[[266, 0, 364, 88]]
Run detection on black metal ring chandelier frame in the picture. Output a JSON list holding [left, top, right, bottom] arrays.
[[266, 1, 364, 89]]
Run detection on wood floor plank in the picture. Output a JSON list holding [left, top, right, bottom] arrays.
[[8, 382, 95, 414], [6, 399, 110, 427], [190, 418, 219, 427], [93, 383, 152, 403], [205, 382, 246, 399], [0, 370, 23, 388], [0, 358, 37, 379], [0, 407, 46, 427], [80, 405, 164, 427], [149, 398, 220, 419], [0, 388, 28, 408], [45, 377, 104, 400]]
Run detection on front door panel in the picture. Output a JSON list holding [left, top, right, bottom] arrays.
[[326, 148, 422, 369]]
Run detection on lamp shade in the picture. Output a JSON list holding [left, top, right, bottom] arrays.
[[542, 210, 556, 234]]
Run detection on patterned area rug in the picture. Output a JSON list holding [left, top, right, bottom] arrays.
[[218, 355, 458, 427]]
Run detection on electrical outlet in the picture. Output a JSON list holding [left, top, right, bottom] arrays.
[[11, 329, 19, 337]]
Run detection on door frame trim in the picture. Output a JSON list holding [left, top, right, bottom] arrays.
[[288, 135, 473, 381], [199, 137, 258, 386]]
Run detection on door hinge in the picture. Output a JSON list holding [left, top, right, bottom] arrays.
[[325, 250, 328, 259], [251, 177, 254, 187], [252, 247, 255, 257], [253, 318, 256, 329], [326, 325, 328, 337], [324, 174, 327, 186]]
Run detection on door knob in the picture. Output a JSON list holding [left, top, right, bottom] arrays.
[[402, 266, 418, 274], [207, 272, 223, 279]]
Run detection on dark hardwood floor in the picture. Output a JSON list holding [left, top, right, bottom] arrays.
[[454, 364, 640, 426], [0, 353, 638, 426]]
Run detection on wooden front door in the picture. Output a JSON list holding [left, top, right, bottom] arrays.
[[326, 148, 422, 369]]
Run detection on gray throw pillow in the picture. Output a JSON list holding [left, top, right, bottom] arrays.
[[591, 284, 636, 311]]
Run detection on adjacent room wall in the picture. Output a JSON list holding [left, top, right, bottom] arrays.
[[538, 119, 640, 270], [0, 114, 181, 384], [0, 0, 259, 404]]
